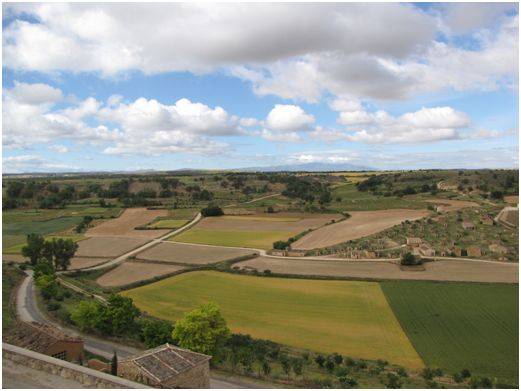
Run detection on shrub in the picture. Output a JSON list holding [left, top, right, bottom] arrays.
[[201, 205, 224, 217], [314, 354, 326, 367], [401, 252, 420, 266], [385, 373, 402, 388], [396, 367, 408, 378], [47, 302, 61, 311], [452, 372, 464, 383], [338, 375, 358, 388], [421, 368, 434, 380]]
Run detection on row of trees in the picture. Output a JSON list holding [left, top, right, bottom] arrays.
[[22, 234, 78, 271]]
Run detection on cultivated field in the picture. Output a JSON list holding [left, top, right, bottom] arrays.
[[96, 261, 185, 287], [381, 281, 519, 385], [173, 213, 342, 249], [505, 195, 519, 205], [123, 271, 423, 368], [76, 237, 149, 258], [86, 208, 170, 238], [136, 242, 256, 265], [69, 257, 109, 270], [147, 219, 189, 229], [292, 209, 429, 250], [235, 257, 518, 283]]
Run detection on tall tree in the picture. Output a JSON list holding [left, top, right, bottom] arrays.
[[111, 351, 118, 376], [21, 233, 45, 266]]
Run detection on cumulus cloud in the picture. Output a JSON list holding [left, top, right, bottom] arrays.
[[257, 104, 314, 142]]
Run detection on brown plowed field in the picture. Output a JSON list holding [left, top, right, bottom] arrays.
[[425, 198, 478, 212], [86, 208, 170, 238], [2, 254, 27, 263], [236, 257, 518, 283], [69, 257, 109, 270], [292, 209, 429, 250], [96, 261, 185, 287], [196, 213, 343, 233], [76, 237, 149, 258], [505, 195, 519, 205], [136, 242, 256, 265]]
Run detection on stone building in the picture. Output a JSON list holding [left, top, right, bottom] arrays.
[[418, 243, 435, 257], [118, 343, 211, 388], [406, 237, 422, 247], [467, 246, 482, 257], [480, 215, 494, 226], [4, 321, 84, 362]]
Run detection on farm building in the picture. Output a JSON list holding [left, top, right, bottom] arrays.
[[467, 246, 482, 257], [118, 343, 211, 388], [418, 243, 435, 257], [461, 221, 475, 230], [4, 321, 84, 362], [287, 249, 307, 257], [406, 237, 422, 247], [480, 215, 494, 226], [270, 249, 287, 256]]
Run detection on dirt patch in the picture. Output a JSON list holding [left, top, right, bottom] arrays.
[[86, 208, 170, 238], [136, 242, 256, 265], [425, 198, 478, 212], [198, 212, 342, 233], [292, 209, 429, 250], [504, 195, 518, 205], [76, 236, 149, 258], [2, 254, 27, 264], [96, 261, 184, 287], [69, 257, 109, 270], [236, 257, 518, 283]]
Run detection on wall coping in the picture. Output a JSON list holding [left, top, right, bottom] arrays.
[[3, 342, 150, 389]]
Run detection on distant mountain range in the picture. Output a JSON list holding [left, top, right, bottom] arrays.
[[241, 162, 375, 172]]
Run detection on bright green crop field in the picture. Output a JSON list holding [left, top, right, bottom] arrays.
[[171, 228, 289, 249], [123, 271, 423, 369], [381, 281, 518, 385]]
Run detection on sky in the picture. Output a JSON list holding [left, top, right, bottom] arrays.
[[2, 2, 519, 173]]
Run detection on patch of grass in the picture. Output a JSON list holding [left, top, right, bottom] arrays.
[[381, 281, 519, 385], [3, 216, 83, 237], [123, 271, 423, 369], [223, 216, 301, 222], [3, 234, 85, 254], [149, 219, 189, 229], [2, 264, 25, 332], [172, 228, 289, 249]]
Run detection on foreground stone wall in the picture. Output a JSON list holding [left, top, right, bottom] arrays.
[[3, 343, 147, 389]]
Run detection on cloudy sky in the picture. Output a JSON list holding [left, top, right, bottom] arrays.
[[2, 2, 519, 173]]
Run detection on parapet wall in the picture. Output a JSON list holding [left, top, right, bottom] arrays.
[[3, 343, 148, 389]]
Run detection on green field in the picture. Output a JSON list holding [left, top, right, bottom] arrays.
[[381, 281, 519, 385], [123, 271, 423, 369], [172, 228, 288, 249]]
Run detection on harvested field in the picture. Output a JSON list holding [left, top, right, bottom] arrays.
[[86, 208, 170, 238], [123, 271, 423, 368], [97, 261, 184, 287], [2, 254, 27, 264], [382, 281, 518, 385], [425, 198, 478, 212], [235, 257, 518, 283], [495, 206, 519, 227], [69, 257, 109, 270], [292, 209, 429, 250], [173, 213, 341, 249], [136, 242, 256, 265], [76, 236, 149, 258]]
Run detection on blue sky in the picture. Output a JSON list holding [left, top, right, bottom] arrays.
[[2, 2, 518, 173]]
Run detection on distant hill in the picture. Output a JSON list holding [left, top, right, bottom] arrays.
[[241, 162, 375, 172]]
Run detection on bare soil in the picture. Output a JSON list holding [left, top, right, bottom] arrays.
[[69, 257, 109, 270], [2, 254, 27, 263], [76, 236, 149, 258], [197, 213, 342, 233], [136, 242, 256, 265], [236, 257, 518, 283], [96, 261, 185, 287], [86, 208, 170, 238], [292, 209, 429, 250], [504, 195, 519, 205]]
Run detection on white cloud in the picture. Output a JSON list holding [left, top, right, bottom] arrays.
[[265, 104, 314, 132], [260, 129, 301, 143], [48, 145, 69, 153], [3, 155, 78, 173]]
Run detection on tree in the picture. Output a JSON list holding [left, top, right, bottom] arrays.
[[261, 360, 271, 377], [21, 234, 46, 266], [292, 358, 304, 376], [490, 190, 504, 200], [273, 240, 289, 250], [140, 318, 174, 348], [33, 259, 55, 279], [325, 359, 335, 373], [103, 294, 141, 335], [315, 354, 326, 367], [332, 352, 343, 365], [35, 274, 58, 300], [280, 355, 291, 377], [401, 252, 418, 266], [51, 238, 79, 271], [71, 300, 103, 332], [111, 351, 118, 376], [338, 375, 358, 388], [172, 302, 230, 356], [385, 373, 403, 388], [201, 205, 224, 217]]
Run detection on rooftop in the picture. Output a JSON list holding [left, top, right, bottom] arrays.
[[4, 322, 82, 354]]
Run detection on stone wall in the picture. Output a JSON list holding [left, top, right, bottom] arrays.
[[3, 343, 147, 389]]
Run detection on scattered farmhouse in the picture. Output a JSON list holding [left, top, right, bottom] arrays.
[[480, 215, 494, 226], [406, 237, 422, 247], [4, 321, 84, 362], [117, 343, 211, 388]]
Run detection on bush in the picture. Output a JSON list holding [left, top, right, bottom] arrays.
[[396, 367, 408, 377], [401, 252, 420, 266], [47, 302, 61, 311], [421, 368, 434, 380], [452, 372, 464, 383], [201, 205, 224, 217], [338, 375, 358, 388], [385, 373, 402, 388], [273, 240, 289, 250]]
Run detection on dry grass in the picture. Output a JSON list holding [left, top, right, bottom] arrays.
[[136, 242, 256, 265], [425, 198, 478, 212], [76, 236, 149, 258], [236, 257, 518, 283], [292, 209, 429, 250], [86, 208, 170, 238], [96, 261, 184, 287]]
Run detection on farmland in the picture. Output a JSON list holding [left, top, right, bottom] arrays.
[[292, 209, 429, 250], [172, 213, 342, 249], [235, 257, 519, 283], [76, 236, 149, 258], [96, 261, 185, 287], [136, 242, 256, 265], [381, 281, 518, 385], [123, 271, 423, 369]]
